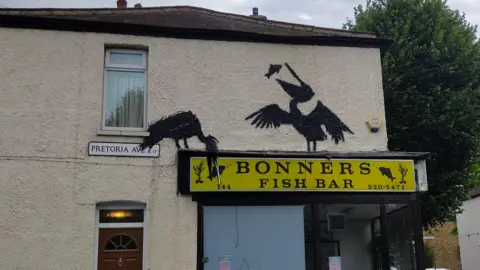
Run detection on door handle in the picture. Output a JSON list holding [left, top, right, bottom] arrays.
[[117, 257, 124, 267]]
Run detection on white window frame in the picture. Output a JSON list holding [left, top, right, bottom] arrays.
[[102, 49, 148, 132], [93, 202, 148, 270]]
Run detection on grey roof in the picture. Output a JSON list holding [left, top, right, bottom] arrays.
[[0, 6, 376, 38]]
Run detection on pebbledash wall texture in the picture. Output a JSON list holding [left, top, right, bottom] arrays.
[[0, 27, 387, 269]]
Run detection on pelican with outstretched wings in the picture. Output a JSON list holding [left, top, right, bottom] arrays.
[[245, 63, 354, 151]]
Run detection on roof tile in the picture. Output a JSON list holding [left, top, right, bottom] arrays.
[[5, 10, 23, 15], [74, 10, 96, 16], [176, 7, 191, 12], [28, 10, 53, 15], [162, 7, 178, 13], [91, 10, 114, 15]]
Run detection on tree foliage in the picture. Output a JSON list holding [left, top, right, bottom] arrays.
[[344, 0, 480, 228]]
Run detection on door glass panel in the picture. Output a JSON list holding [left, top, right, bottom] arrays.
[[104, 234, 139, 252], [385, 205, 415, 270], [99, 209, 144, 223]]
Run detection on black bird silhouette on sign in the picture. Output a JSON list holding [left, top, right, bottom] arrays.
[[139, 111, 219, 179], [246, 63, 354, 151], [265, 64, 283, 79]]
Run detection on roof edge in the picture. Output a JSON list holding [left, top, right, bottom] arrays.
[[0, 6, 378, 38], [0, 14, 393, 52]]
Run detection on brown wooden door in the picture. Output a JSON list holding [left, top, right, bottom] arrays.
[[98, 228, 143, 270]]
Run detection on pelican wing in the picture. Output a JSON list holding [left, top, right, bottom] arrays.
[[308, 101, 354, 144], [245, 104, 293, 129]]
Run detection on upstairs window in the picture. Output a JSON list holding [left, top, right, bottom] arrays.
[[103, 49, 147, 130]]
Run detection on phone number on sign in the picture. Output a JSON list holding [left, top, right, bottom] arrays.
[[368, 184, 405, 190]]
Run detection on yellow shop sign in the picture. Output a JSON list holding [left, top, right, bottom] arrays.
[[189, 157, 416, 192]]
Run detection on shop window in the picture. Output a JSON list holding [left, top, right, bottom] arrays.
[[103, 49, 148, 131], [304, 203, 415, 270]]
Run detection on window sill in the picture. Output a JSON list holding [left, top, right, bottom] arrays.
[[97, 129, 150, 137]]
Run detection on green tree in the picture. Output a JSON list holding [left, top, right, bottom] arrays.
[[344, 0, 480, 228]]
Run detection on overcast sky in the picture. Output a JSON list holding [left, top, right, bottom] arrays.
[[0, 0, 479, 30]]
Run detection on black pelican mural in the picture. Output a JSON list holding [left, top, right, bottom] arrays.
[[139, 111, 220, 180], [245, 63, 354, 151]]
